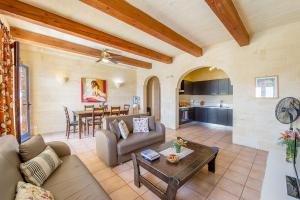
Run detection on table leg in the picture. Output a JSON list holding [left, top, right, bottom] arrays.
[[131, 153, 141, 187], [166, 177, 179, 200], [79, 115, 82, 139], [208, 147, 219, 173]]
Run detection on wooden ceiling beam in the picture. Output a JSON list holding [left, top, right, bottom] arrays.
[[80, 0, 203, 57], [205, 0, 249, 46], [0, 0, 172, 64], [10, 27, 152, 69]]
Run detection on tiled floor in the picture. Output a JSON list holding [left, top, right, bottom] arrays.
[[43, 123, 268, 200]]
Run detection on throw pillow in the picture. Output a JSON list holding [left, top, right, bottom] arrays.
[[20, 146, 62, 186], [133, 118, 149, 133], [118, 120, 130, 139], [109, 119, 121, 141], [19, 135, 47, 162], [15, 181, 54, 200], [145, 116, 155, 131]]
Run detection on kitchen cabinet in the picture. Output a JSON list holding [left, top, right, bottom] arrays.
[[180, 80, 193, 95], [193, 107, 233, 126], [228, 80, 233, 95], [207, 108, 218, 124], [218, 79, 229, 95], [209, 80, 219, 95], [217, 109, 228, 125]]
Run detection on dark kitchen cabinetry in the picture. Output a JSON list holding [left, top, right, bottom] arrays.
[[209, 80, 219, 95], [217, 109, 228, 125], [194, 107, 233, 126], [207, 108, 218, 124], [186, 78, 232, 95], [180, 80, 193, 95]]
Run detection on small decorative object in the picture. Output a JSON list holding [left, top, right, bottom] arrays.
[[172, 137, 188, 153], [81, 78, 107, 102], [279, 129, 300, 163], [167, 154, 179, 164], [255, 76, 278, 98]]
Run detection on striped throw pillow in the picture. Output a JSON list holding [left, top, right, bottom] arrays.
[[20, 146, 62, 186]]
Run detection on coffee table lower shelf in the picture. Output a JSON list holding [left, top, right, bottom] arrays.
[[131, 142, 218, 200]]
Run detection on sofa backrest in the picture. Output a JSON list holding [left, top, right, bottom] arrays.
[[104, 114, 147, 132], [0, 135, 24, 200]]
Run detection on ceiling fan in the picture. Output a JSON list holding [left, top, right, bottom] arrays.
[[96, 49, 122, 64]]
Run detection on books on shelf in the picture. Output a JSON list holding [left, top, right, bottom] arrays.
[[141, 149, 160, 161]]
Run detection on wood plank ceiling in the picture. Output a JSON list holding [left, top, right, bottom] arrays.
[[0, 0, 251, 69]]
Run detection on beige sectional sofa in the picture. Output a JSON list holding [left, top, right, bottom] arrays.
[[0, 135, 110, 200], [96, 114, 165, 166]]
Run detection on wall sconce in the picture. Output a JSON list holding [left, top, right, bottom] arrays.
[[114, 81, 124, 88], [56, 74, 69, 84]]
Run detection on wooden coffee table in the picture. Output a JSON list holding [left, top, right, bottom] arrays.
[[131, 141, 218, 200]]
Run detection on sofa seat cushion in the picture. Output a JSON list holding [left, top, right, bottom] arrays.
[[117, 131, 163, 156], [42, 155, 110, 200]]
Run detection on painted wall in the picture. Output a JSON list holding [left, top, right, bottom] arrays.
[[20, 43, 137, 135], [180, 67, 233, 106], [184, 67, 229, 81], [136, 21, 300, 150]]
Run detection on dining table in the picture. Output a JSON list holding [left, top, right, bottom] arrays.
[[72, 109, 128, 138]]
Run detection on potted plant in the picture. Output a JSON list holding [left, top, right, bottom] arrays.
[[279, 129, 300, 163], [172, 137, 188, 153]]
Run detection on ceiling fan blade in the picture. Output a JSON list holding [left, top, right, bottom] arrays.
[[110, 59, 118, 64]]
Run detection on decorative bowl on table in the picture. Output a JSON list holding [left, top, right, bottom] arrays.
[[167, 154, 179, 164]]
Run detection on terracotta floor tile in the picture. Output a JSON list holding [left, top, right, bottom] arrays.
[[177, 186, 205, 200], [245, 177, 263, 192], [241, 186, 261, 200], [141, 190, 161, 200], [100, 175, 127, 194], [128, 181, 148, 195], [119, 168, 135, 183], [109, 185, 139, 200], [224, 169, 248, 185], [217, 177, 244, 197], [93, 168, 116, 182], [43, 124, 267, 200], [208, 187, 239, 200]]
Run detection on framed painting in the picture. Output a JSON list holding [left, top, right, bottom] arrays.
[[255, 75, 278, 98], [81, 78, 107, 102]]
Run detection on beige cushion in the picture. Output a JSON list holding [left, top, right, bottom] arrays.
[[43, 155, 110, 200], [20, 146, 62, 186], [109, 119, 121, 141], [15, 181, 54, 200], [19, 135, 47, 162], [118, 120, 130, 139], [117, 131, 164, 155]]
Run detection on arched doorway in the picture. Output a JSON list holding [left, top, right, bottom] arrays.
[[176, 66, 233, 129], [145, 76, 161, 121]]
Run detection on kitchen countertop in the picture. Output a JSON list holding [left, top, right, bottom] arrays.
[[179, 105, 233, 110]]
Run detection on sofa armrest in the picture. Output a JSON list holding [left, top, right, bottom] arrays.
[[47, 141, 71, 157], [95, 130, 118, 167], [155, 122, 166, 141]]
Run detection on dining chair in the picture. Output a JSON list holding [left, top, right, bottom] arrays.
[[111, 106, 121, 116], [83, 105, 94, 134], [64, 106, 82, 139], [123, 104, 130, 115], [102, 105, 109, 116], [87, 107, 104, 136]]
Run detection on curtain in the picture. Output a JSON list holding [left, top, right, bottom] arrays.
[[0, 22, 15, 136]]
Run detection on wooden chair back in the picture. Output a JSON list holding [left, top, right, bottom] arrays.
[[84, 105, 94, 110], [123, 104, 130, 115], [111, 106, 121, 116], [103, 105, 109, 112], [64, 106, 70, 125]]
